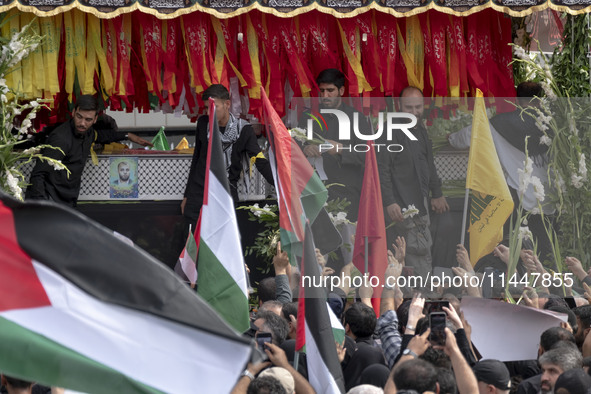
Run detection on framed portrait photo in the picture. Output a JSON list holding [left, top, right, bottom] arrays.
[[109, 157, 139, 199]]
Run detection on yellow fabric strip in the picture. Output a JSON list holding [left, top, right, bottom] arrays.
[[84, 14, 97, 95], [246, 14, 261, 99], [211, 17, 247, 87], [337, 20, 372, 94], [8, 13, 23, 95], [89, 15, 113, 96], [40, 15, 61, 99], [249, 152, 265, 177]]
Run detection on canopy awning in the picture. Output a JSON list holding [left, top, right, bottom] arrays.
[[0, 0, 589, 19]]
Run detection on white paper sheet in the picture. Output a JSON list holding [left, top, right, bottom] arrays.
[[460, 297, 567, 361]]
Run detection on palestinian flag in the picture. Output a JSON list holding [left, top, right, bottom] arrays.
[[261, 87, 328, 260], [177, 225, 198, 286], [0, 195, 253, 394], [196, 99, 250, 333], [295, 222, 346, 394]]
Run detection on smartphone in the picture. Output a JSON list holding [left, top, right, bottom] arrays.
[[429, 312, 447, 346], [424, 300, 450, 315], [255, 332, 273, 350]]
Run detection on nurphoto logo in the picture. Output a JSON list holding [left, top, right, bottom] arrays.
[[306, 109, 419, 153]]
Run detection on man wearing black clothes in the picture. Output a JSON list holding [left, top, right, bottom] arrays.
[[299, 68, 369, 222], [181, 84, 274, 227], [379, 87, 449, 277], [25, 95, 152, 207]]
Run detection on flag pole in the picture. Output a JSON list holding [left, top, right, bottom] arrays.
[[460, 189, 469, 245], [293, 350, 300, 370], [364, 236, 369, 274]]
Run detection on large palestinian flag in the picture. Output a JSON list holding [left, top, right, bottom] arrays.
[[295, 222, 346, 394], [0, 194, 253, 393], [195, 99, 250, 333], [261, 88, 328, 260]]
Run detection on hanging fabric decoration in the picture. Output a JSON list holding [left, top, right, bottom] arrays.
[[397, 16, 424, 92], [181, 13, 213, 95], [338, 18, 372, 97]]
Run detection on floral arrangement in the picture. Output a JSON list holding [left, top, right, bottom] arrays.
[[0, 17, 68, 200], [510, 40, 591, 268]]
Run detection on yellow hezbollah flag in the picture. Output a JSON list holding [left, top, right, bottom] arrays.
[[466, 90, 513, 265]]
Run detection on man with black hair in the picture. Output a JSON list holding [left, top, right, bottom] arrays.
[[0, 374, 33, 394], [299, 68, 369, 221], [344, 302, 378, 342], [394, 359, 438, 394], [26, 95, 151, 206], [253, 310, 289, 346], [181, 84, 274, 226], [246, 376, 287, 394], [343, 302, 387, 390], [573, 305, 591, 348]]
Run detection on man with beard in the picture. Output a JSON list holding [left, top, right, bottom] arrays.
[[573, 305, 591, 349], [538, 342, 582, 394], [299, 68, 369, 222], [26, 95, 152, 206], [378, 86, 449, 277]]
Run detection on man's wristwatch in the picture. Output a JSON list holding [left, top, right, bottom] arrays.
[[241, 370, 255, 381], [402, 348, 418, 358]]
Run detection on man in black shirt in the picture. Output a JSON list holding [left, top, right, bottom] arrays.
[[299, 69, 368, 221], [181, 84, 274, 226], [25, 95, 152, 207], [378, 87, 448, 277]]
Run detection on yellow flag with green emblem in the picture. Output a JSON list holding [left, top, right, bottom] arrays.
[[466, 90, 514, 265]]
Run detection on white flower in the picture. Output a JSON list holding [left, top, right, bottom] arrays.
[[402, 204, 419, 219], [518, 226, 533, 241], [571, 173, 584, 189], [579, 154, 587, 180], [29, 100, 39, 108], [569, 121, 578, 136], [530, 176, 545, 202], [513, 45, 529, 61], [22, 147, 41, 155], [522, 217, 528, 226], [531, 207, 540, 215], [20, 118, 32, 134], [0, 95, 6, 104], [48, 160, 67, 171], [543, 65, 552, 80], [329, 211, 349, 226], [5, 170, 22, 200], [557, 174, 567, 193], [524, 157, 533, 176], [539, 135, 552, 146], [289, 127, 308, 143], [540, 81, 556, 101]]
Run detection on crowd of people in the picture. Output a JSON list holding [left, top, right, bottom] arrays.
[[226, 232, 591, 394], [13, 68, 591, 393]]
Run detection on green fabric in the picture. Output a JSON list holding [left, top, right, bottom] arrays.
[[0, 316, 162, 394], [196, 241, 250, 333], [151, 127, 170, 151]]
